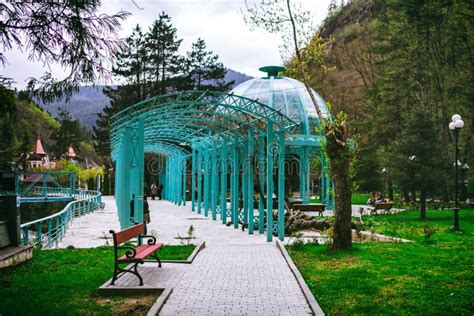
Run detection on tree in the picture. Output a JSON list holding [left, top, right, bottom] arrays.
[[94, 25, 150, 164], [0, 114, 15, 170], [244, 0, 353, 250], [113, 25, 148, 101], [146, 12, 182, 95], [369, 0, 473, 202], [93, 85, 138, 164], [390, 106, 448, 219], [328, 0, 338, 16], [51, 108, 85, 157], [185, 38, 233, 91], [0, 86, 17, 169], [1, 1, 129, 101]]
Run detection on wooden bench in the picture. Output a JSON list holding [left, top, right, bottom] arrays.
[[109, 223, 163, 286], [371, 202, 393, 215], [293, 203, 326, 216]]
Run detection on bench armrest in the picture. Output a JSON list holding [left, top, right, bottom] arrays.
[[118, 245, 137, 259], [141, 235, 157, 245]]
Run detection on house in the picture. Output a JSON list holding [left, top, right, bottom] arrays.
[[26, 137, 52, 169]]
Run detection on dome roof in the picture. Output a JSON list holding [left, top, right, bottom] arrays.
[[231, 66, 330, 135]]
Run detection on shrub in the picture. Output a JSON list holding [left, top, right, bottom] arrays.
[[422, 224, 436, 244]]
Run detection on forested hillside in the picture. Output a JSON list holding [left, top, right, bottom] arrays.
[[6, 95, 59, 156], [306, 0, 473, 206]]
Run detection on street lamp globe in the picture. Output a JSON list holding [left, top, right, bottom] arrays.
[[454, 119, 464, 128], [452, 114, 461, 122], [449, 122, 456, 130]]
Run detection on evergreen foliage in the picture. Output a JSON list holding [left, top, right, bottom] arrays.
[[146, 12, 183, 95], [185, 38, 234, 91], [51, 109, 87, 158], [1, 1, 129, 102], [93, 12, 231, 164]]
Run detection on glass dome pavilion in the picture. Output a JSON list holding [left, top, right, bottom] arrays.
[[232, 66, 334, 209], [232, 66, 331, 136]]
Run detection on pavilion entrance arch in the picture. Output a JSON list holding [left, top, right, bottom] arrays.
[[110, 89, 331, 242]]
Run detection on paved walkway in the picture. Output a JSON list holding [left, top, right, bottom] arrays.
[[160, 244, 311, 315], [59, 196, 271, 247], [60, 196, 315, 315]]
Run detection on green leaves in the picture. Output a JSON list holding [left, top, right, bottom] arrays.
[[1, 1, 130, 102]]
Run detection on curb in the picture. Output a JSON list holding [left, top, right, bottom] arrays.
[[276, 240, 325, 316], [147, 287, 173, 316], [157, 241, 206, 264]]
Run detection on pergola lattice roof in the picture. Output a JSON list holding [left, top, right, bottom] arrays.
[[110, 90, 298, 158]]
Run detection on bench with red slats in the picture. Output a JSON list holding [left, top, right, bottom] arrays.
[[109, 223, 163, 286]]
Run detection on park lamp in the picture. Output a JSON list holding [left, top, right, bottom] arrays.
[[449, 113, 464, 231], [449, 114, 464, 130]]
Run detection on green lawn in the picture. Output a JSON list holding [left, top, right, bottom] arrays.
[[288, 210, 474, 315], [309, 193, 371, 205], [0, 245, 195, 315], [351, 193, 371, 205]]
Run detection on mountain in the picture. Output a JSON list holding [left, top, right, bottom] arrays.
[[39, 68, 253, 129], [38, 86, 111, 130], [224, 68, 253, 87]]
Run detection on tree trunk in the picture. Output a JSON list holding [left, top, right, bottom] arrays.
[[403, 189, 410, 202], [388, 180, 394, 201], [286, 0, 352, 250], [420, 189, 427, 219], [326, 123, 352, 250], [283, 210, 330, 234]]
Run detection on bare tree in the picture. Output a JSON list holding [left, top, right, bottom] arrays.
[[243, 0, 353, 250]]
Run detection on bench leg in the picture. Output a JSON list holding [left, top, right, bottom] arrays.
[[152, 252, 162, 268], [110, 262, 144, 286], [110, 263, 119, 285], [133, 262, 144, 286]]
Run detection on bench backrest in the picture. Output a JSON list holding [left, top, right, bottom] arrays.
[[111, 223, 145, 245], [375, 203, 393, 210]]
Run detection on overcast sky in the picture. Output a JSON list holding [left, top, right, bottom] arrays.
[[2, 0, 331, 89]]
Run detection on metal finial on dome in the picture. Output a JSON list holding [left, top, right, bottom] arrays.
[[259, 65, 286, 77]]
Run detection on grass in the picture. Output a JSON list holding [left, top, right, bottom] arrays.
[[288, 209, 474, 315], [0, 245, 195, 315], [309, 193, 370, 205]]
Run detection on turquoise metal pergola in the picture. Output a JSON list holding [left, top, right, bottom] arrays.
[[110, 68, 334, 242]]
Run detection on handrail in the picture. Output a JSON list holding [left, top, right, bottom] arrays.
[[20, 187, 102, 248]]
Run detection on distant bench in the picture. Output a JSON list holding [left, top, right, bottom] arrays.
[[109, 223, 163, 286], [371, 202, 393, 215], [293, 203, 326, 216]]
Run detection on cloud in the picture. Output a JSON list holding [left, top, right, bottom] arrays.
[[2, 0, 330, 89]]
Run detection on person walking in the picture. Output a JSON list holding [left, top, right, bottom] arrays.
[[130, 194, 135, 224], [150, 183, 157, 200], [158, 183, 163, 200], [143, 195, 151, 234]]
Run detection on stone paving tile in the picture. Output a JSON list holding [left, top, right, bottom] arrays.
[[160, 244, 312, 315]]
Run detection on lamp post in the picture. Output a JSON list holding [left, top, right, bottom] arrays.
[[461, 163, 469, 202], [381, 168, 388, 198], [449, 114, 464, 231]]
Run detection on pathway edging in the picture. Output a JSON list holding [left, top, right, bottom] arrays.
[[147, 287, 173, 316], [276, 240, 325, 316], [152, 241, 206, 264]]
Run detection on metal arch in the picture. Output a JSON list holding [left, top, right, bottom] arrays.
[[144, 142, 190, 157], [111, 103, 289, 148], [111, 108, 267, 157], [112, 90, 296, 130]]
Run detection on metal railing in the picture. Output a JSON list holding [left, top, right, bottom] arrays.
[[20, 188, 102, 248]]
